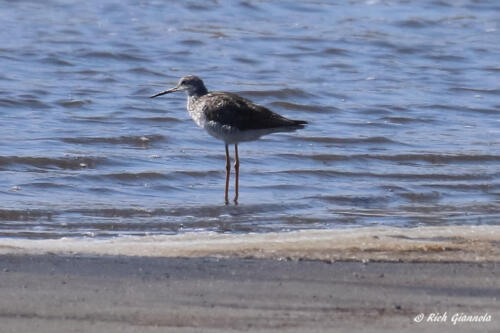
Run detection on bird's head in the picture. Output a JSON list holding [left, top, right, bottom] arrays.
[[150, 75, 208, 98]]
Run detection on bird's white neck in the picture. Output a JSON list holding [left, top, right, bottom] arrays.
[[187, 94, 199, 111], [186, 95, 206, 128]]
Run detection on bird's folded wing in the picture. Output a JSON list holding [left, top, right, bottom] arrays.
[[202, 92, 299, 130]]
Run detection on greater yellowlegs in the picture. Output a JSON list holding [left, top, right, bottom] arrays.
[[151, 75, 307, 204]]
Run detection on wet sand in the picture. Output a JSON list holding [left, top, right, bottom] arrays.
[[0, 226, 499, 332], [1, 226, 500, 262], [0, 255, 498, 333]]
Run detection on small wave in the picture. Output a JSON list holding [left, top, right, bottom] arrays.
[[96, 77, 118, 83], [367, 153, 500, 164], [297, 136, 401, 145], [483, 67, 500, 72], [185, 3, 212, 11], [450, 87, 500, 96], [375, 104, 409, 111], [239, 1, 259, 10], [181, 27, 229, 38], [401, 202, 500, 215], [421, 104, 457, 111], [270, 101, 338, 113], [89, 172, 170, 181], [276, 153, 348, 162], [84, 170, 220, 182], [40, 56, 74, 66], [125, 116, 181, 124], [70, 116, 120, 124], [59, 29, 82, 36], [0, 98, 24, 107], [172, 170, 222, 178], [277, 169, 495, 181], [307, 195, 389, 206], [0, 97, 50, 109], [248, 184, 312, 191], [75, 70, 101, 76], [427, 54, 467, 62], [0, 209, 54, 221], [321, 62, 356, 70], [368, 40, 398, 50], [72, 88, 103, 96], [424, 183, 500, 191], [381, 117, 432, 124], [179, 39, 204, 46], [260, 35, 325, 43], [395, 46, 422, 55], [127, 67, 167, 77], [61, 134, 165, 146], [321, 47, 349, 55], [65, 203, 287, 219], [277, 48, 349, 59], [81, 51, 147, 62], [286, 153, 499, 164], [396, 18, 439, 28], [277, 153, 500, 164], [0, 156, 105, 170], [22, 182, 75, 189], [233, 56, 260, 65], [57, 99, 92, 108], [398, 191, 441, 202], [279, 2, 324, 13], [420, 104, 498, 114], [238, 88, 313, 98]]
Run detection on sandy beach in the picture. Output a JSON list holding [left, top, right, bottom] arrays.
[[0, 226, 499, 332], [0, 255, 498, 333]]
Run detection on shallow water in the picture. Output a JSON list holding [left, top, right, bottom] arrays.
[[1, 0, 499, 238]]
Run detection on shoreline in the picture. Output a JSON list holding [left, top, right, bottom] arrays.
[[0, 225, 499, 262]]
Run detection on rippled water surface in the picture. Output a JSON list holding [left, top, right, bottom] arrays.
[[1, 0, 499, 238]]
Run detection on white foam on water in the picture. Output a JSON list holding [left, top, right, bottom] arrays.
[[1, 226, 499, 262]]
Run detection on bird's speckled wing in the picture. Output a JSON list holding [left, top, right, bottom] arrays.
[[200, 92, 306, 131]]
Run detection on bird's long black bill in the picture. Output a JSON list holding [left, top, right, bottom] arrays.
[[150, 87, 179, 98]]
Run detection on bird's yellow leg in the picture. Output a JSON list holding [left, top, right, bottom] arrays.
[[225, 144, 230, 205], [234, 144, 239, 204]]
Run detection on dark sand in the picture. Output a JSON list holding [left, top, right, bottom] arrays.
[[0, 254, 498, 333]]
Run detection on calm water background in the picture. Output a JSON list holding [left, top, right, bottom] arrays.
[[1, 0, 499, 238]]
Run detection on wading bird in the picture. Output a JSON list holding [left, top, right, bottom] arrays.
[[151, 75, 307, 204]]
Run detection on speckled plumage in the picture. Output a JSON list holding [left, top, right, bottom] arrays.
[[151, 75, 308, 204], [188, 91, 307, 144], [166, 76, 308, 144]]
